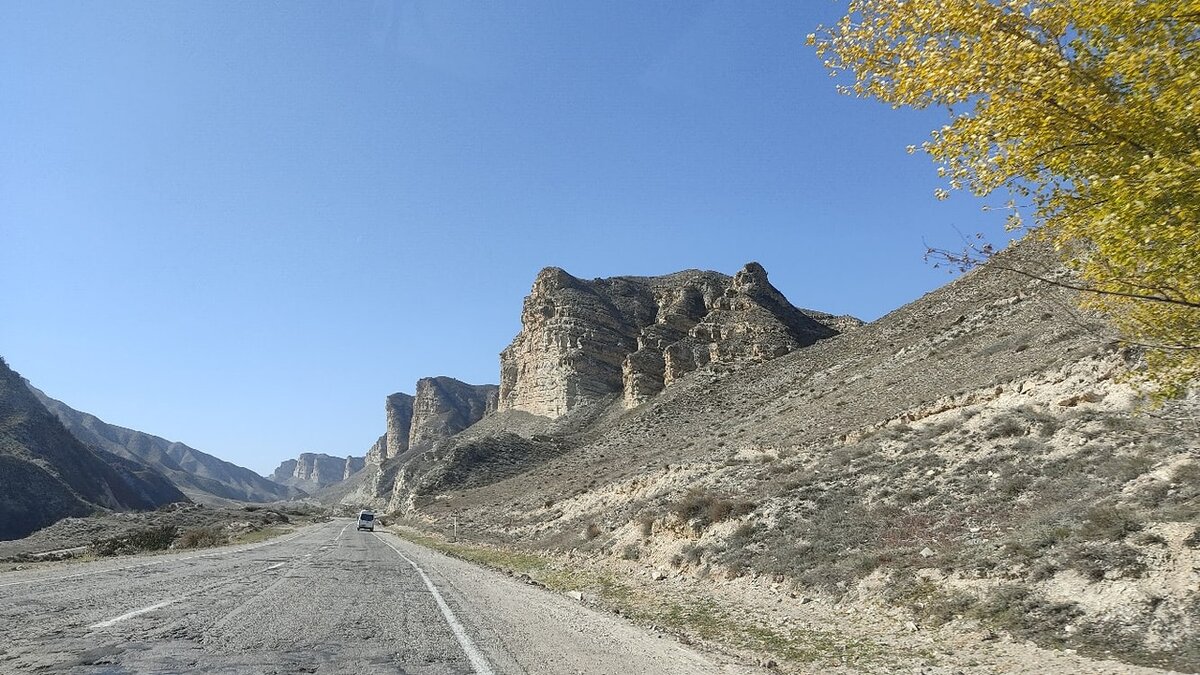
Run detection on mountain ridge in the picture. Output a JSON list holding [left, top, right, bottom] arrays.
[[32, 388, 302, 504], [0, 357, 187, 540]]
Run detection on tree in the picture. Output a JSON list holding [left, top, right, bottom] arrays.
[[809, 1, 1200, 396]]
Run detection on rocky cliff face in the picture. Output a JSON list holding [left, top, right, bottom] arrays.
[[408, 378, 499, 451], [336, 378, 498, 511], [499, 263, 845, 416], [383, 393, 414, 463], [364, 434, 387, 465], [269, 452, 365, 492]]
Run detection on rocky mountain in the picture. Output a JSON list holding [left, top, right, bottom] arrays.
[[269, 452, 365, 492], [0, 358, 186, 540], [335, 377, 499, 510], [345, 248, 1199, 671], [32, 388, 301, 504], [498, 263, 852, 416]]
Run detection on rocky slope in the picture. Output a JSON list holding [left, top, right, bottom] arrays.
[[0, 358, 187, 540], [269, 452, 365, 492], [33, 388, 301, 504], [498, 263, 853, 417], [367, 245, 1198, 672]]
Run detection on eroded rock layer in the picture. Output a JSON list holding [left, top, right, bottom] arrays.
[[384, 393, 414, 462], [269, 452, 365, 492], [409, 377, 499, 451], [498, 263, 845, 417]]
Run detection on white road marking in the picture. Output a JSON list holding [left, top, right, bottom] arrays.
[[378, 535, 494, 675], [88, 599, 177, 629], [0, 527, 311, 588]]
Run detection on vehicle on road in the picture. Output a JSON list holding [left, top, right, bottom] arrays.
[[356, 510, 375, 532]]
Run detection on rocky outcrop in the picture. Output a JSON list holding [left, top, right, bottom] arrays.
[[409, 377, 499, 451], [384, 393, 414, 462], [364, 434, 387, 465], [498, 263, 846, 416], [0, 358, 187, 540], [269, 452, 365, 492], [335, 378, 498, 510], [344, 455, 365, 479]]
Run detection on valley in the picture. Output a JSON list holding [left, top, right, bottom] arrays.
[[2, 245, 1196, 673]]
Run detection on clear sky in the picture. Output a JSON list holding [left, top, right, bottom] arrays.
[[1, 2, 1009, 476]]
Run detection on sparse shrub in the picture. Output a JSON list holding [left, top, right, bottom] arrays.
[[984, 415, 1026, 439], [621, 544, 640, 560], [1096, 452, 1156, 484], [584, 522, 602, 540], [971, 585, 1082, 643], [680, 543, 705, 565], [1183, 528, 1200, 549], [88, 525, 179, 557], [1011, 437, 1047, 454], [176, 526, 227, 549], [1079, 506, 1143, 541], [1173, 462, 1200, 484], [668, 489, 755, 529], [1065, 541, 1146, 581], [996, 472, 1033, 497], [1133, 532, 1167, 546], [886, 575, 977, 626]]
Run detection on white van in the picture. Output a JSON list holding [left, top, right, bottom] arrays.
[[356, 510, 376, 532]]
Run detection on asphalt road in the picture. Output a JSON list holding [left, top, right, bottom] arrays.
[[0, 519, 745, 674]]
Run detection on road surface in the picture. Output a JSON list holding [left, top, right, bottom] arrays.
[[0, 519, 745, 674]]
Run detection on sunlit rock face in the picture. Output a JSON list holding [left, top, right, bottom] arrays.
[[408, 377, 498, 451], [498, 263, 851, 417], [384, 393, 414, 462], [270, 452, 365, 492]]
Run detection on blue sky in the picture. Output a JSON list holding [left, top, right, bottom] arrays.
[[1, 2, 1009, 476]]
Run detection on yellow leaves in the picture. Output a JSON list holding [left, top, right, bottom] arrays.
[[811, 0, 1200, 394]]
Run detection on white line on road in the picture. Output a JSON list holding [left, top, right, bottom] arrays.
[[378, 535, 495, 675], [88, 599, 177, 629]]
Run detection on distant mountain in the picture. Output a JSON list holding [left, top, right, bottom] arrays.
[[31, 388, 303, 504], [0, 357, 186, 540], [270, 452, 365, 492]]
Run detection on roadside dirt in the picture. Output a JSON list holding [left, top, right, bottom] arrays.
[[390, 525, 1180, 674]]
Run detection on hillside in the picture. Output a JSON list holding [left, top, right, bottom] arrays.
[[362, 245, 1199, 672], [0, 358, 186, 540], [32, 388, 302, 504]]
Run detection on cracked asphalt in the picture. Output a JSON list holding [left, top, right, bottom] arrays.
[[0, 519, 744, 674]]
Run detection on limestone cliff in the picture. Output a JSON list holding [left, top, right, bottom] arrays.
[[384, 393, 414, 462], [498, 263, 845, 416], [270, 452, 365, 492], [337, 378, 497, 510], [364, 434, 387, 465], [409, 377, 499, 451]]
